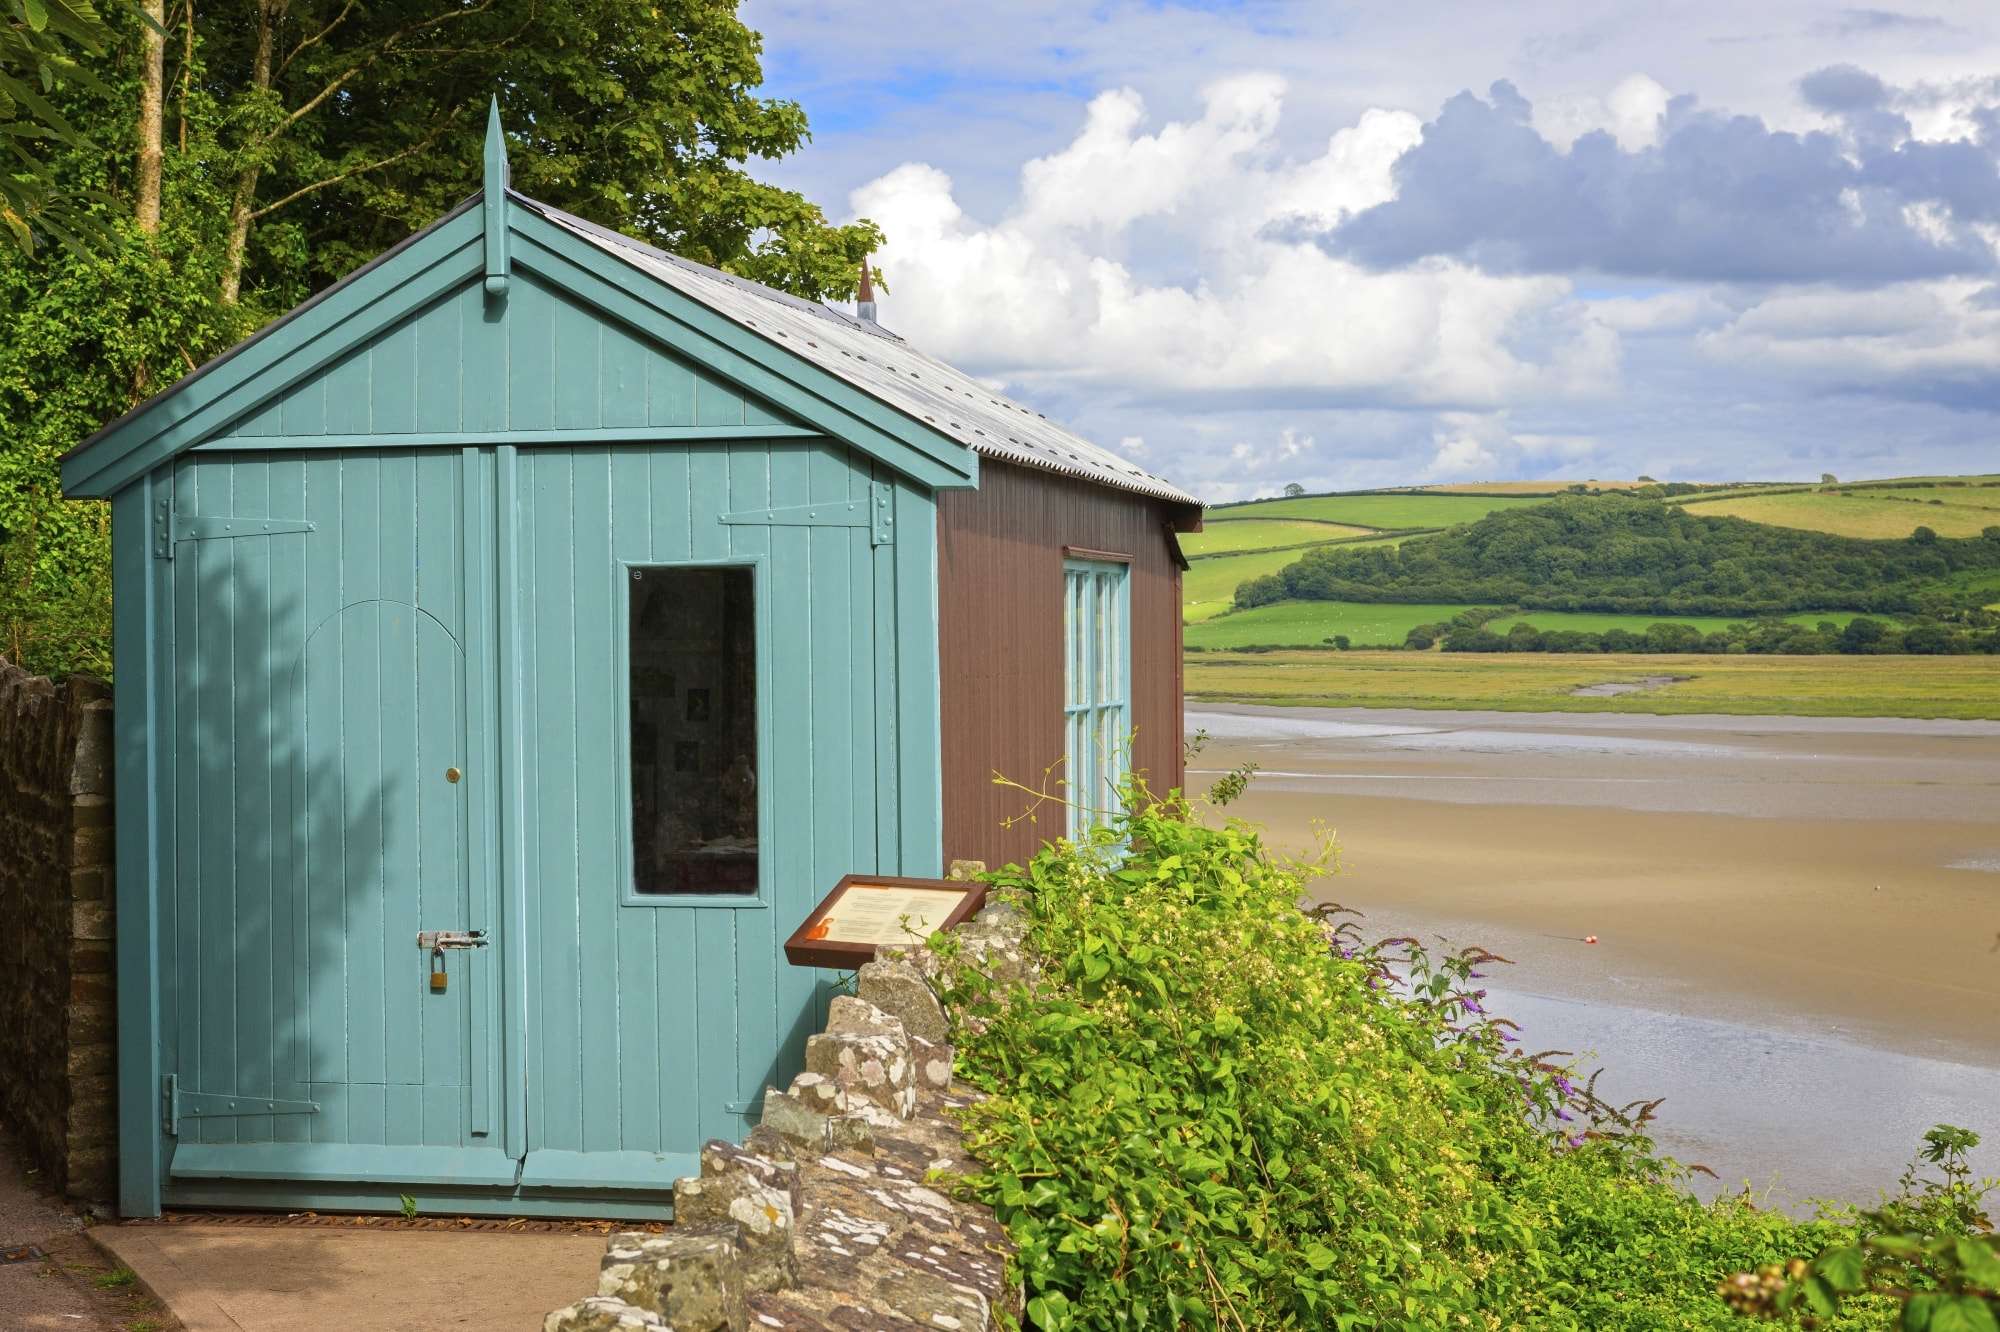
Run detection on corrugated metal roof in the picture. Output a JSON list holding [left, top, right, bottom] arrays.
[[520, 195, 1201, 510]]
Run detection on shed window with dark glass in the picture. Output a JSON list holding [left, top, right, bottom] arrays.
[[629, 566, 758, 895]]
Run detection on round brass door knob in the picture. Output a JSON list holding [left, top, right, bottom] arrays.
[[445, 767, 462, 784]]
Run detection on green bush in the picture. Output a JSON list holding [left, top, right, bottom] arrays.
[[940, 793, 1892, 1330]]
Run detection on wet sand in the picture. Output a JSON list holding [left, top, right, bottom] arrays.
[[1190, 703, 2000, 1206]]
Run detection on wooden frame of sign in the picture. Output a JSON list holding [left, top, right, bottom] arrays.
[[784, 873, 989, 970]]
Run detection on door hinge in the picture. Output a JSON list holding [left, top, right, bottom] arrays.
[[154, 498, 314, 559], [719, 481, 894, 546], [163, 1074, 319, 1135]]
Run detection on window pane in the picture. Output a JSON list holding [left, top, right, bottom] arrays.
[[629, 566, 758, 895]]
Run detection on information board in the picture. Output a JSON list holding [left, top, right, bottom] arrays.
[[784, 873, 988, 970]]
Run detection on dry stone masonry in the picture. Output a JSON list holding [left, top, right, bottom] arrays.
[[546, 872, 1036, 1332], [0, 656, 117, 1203]]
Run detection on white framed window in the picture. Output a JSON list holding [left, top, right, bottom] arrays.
[[1063, 557, 1131, 838]]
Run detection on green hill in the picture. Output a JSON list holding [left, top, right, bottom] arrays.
[[1235, 495, 2000, 618]]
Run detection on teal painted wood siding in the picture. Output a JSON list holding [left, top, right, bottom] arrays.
[[145, 437, 940, 1211], [210, 275, 797, 445], [511, 441, 925, 1182]]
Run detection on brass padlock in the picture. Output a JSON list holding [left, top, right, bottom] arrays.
[[429, 947, 447, 994]]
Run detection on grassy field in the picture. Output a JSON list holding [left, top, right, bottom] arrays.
[[1183, 541, 1406, 622], [1185, 599, 1867, 649], [1183, 651, 2000, 719], [1180, 518, 1378, 556], [1694, 490, 2000, 539], [1207, 492, 1544, 528]]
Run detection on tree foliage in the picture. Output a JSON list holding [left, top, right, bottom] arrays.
[[1238, 496, 2000, 620], [0, 0, 113, 251], [1, 0, 876, 676]]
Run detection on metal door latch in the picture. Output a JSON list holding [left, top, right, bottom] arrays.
[[417, 929, 488, 950]]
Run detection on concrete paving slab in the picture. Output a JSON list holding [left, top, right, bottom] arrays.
[[93, 1222, 605, 1332]]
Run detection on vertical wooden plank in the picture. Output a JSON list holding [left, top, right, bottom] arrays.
[[871, 465, 900, 877], [792, 440, 848, 1072], [530, 449, 584, 1153], [281, 375, 327, 438], [609, 446, 658, 1152], [646, 352, 696, 428], [170, 460, 200, 1127], [193, 464, 237, 1142], [229, 460, 276, 1145], [463, 284, 508, 435], [894, 483, 943, 875], [687, 441, 739, 1146], [230, 399, 283, 440], [113, 476, 165, 1215], [553, 300, 602, 431], [377, 453, 424, 1147], [461, 447, 497, 1140], [570, 447, 619, 1153], [299, 454, 346, 1143], [509, 280, 556, 431], [339, 455, 388, 1144], [693, 370, 746, 428], [413, 452, 465, 1145], [414, 293, 465, 435], [370, 320, 418, 434], [601, 325, 650, 430], [727, 443, 776, 1118], [494, 445, 531, 1162], [322, 352, 371, 436], [648, 445, 699, 1154], [266, 454, 310, 1144]]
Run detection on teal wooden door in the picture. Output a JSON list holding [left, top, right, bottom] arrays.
[[162, 450, 510, 1188]]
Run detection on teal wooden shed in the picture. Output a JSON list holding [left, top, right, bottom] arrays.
[[64, 107, 1199, 1220]]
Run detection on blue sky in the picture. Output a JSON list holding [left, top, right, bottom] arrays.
[[743, 1, 2000, 500]]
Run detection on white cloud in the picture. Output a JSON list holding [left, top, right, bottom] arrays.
[[1538, 73, 1673, 150], [1699, 280, 2000, 390], [852, 80, 1617, 420], [1423, 415, 1503, 479]]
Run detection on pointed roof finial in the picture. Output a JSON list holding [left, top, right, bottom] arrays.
[[483, 97, 510, 297], [856, 255, 877, 324]]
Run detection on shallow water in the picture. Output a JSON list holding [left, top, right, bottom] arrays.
[[1189, 702, 2000, 1206], [1489, 985, 2000, 1210]]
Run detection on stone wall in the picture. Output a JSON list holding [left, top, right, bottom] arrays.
[[0, 656, 117, 1203], [546, 875, 1034, 1332]]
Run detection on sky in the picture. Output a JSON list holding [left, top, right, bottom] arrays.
[[742, 1, 2000, 501]]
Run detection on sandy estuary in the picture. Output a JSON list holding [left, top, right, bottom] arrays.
[[1188, 703, 2000, 1210]]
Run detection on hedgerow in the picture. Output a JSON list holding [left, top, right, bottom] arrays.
[[938, 790, 1912, 1330]]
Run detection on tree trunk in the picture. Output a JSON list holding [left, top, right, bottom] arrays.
[[219, 0, 281, 304], [136, 0, 166, 231]]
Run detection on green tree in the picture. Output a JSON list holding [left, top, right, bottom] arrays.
[[1, 0, 880, 676], [0, 0, 114, 251], [191, 0, 881, 305]]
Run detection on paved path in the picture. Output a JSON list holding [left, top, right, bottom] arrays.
[[0, 1135, 172, 1331], [94, 1222, 604, 1332]]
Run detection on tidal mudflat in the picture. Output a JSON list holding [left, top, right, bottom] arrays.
[[1189, 703, 2000, 1208]]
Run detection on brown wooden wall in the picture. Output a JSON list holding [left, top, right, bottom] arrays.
[[937, 460, 1189, 870]]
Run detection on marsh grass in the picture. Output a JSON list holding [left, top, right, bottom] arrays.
[[1183, 651, 2000, 720]]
